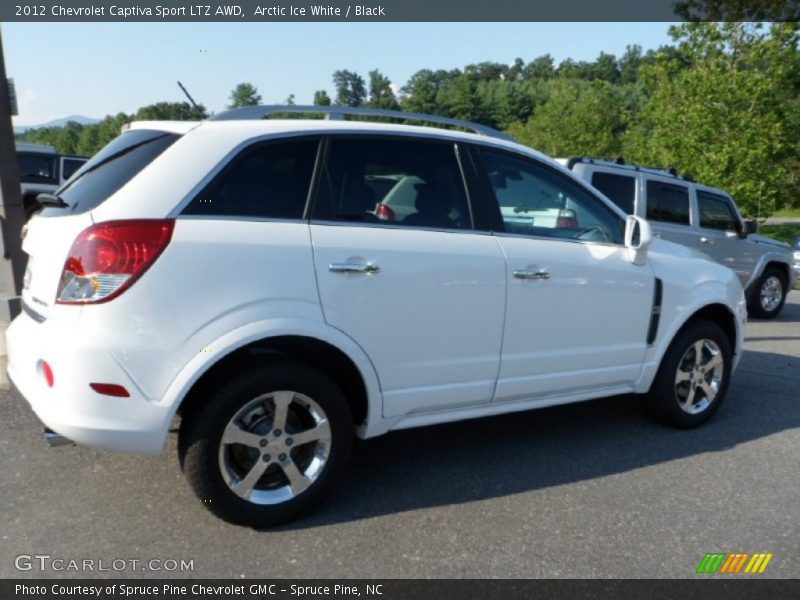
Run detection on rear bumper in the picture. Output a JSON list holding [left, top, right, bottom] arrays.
[[6, 311, 171, 454]]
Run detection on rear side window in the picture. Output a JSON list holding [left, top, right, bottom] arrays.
[[44, 130, 180, 216], [183, 139, 319, 219], [697, 191, 738, 231], [591, 172, 636, 215], [18, 153, 57, 184], [315, 137, 471, 231], [646, 181, 690, 225]]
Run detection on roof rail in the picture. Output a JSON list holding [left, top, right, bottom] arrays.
[[566, 156, 694, 182], [209, 105, 515, 142]]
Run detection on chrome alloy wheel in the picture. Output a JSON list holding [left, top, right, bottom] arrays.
[[218, 391, 332, 505], [760, 275, 783, 313], [674, 339, 724, 415]]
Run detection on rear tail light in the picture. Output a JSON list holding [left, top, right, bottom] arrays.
[[56, 220, 174, 304], [375, 203, 396, 221], [556, 209, 579, 229]]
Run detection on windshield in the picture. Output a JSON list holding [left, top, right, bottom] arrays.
[[40, 129, 180, 217]]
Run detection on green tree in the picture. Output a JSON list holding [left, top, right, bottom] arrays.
[[136, 101, 207, 120], [626, 22, 800, 215], [228, 83, 261, 109], [508, 78, 626, 157], [333, 70, 366, 106], [313, 90, 331, 106], [366, 69, 399, 110]]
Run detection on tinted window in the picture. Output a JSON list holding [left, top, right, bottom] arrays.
[[316, 137, 471, 230], [646, 181, 690, 225], [591, 172, 635, 215], [61, 158, 87, 181], [43, 130, 180, 217], [478, 148, 623, 244], [184, 139, 318, 219], [18, 153, 57, 184], [697, 191, 738, 231]]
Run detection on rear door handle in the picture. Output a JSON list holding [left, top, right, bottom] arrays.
[[514, 269, 550, 280], [329, 263, 380, 274], [700, 237, 714, 245]]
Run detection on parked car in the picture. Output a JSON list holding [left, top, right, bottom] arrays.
[[558, 157, 797, 319], [7, 108, 747, 527], [793, 236, 800, 281], [16, 142, 88, 219]]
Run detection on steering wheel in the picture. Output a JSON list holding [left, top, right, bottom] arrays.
[[575, 226, 611, 243]]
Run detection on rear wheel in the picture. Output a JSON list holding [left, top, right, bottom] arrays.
[[179, 363, 353, 527], [647, 319, 732, 428], [748, 266, 787, 319]]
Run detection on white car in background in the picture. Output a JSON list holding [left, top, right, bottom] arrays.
[[7, 107, 746, 527]]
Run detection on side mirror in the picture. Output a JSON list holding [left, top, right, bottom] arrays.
[[740, 219, 757, 238], [625, 215, 653, 266]]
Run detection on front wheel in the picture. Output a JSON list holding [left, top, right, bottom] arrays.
[[647, 319, 732, 428], [748, 266, 787, 319], [179, 363, 353, 527]]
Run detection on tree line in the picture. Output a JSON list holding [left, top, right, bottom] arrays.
[[17, 21, 800, 216]]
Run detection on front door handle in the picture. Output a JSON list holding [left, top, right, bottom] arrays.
[[514, 269, 550, 280], [700, 237, 714, 245], [329, 263, 380, 274]]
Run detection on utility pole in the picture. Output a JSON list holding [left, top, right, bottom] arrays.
[[0, 27, 26, 374]]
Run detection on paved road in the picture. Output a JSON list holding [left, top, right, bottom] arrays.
[[2, 293, 799, 579]]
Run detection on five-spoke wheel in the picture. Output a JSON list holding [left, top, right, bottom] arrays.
[[179, 363, 353, 527]]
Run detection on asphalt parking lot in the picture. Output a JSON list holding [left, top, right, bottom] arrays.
[[1, 291, 798, 579]]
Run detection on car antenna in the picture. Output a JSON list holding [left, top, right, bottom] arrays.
[[177, 81, 202, 113]]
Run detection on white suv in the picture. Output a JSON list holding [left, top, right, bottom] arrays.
[[7, 107, 747, 526], [560, 157, 797, 319]]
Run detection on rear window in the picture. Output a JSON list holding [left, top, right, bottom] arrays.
[[591, 172, 636, 215], [18, 152, 57, 184], [41, 129, 180, 217]]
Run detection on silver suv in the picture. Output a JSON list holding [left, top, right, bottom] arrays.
[[561, 158, 797, 319]]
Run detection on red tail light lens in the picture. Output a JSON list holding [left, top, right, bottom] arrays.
[[556, 209, 579, 229], [56, 220, 174, 304], [375, 203, 396, 221]]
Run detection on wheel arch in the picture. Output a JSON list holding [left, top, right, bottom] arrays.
[[157, 319, 383, 447], [178, 335, 370, 427]]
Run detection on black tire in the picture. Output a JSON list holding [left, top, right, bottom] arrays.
[[647, 319, 732, 428], [179, 363, 353, 527], [748, 266, 788, 319]]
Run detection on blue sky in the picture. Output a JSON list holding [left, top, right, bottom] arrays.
[[4, 22, 676, 126]]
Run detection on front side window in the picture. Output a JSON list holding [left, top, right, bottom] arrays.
[[697, 191, 738, 231], [646, 180, 690, 225], [183, 139, 319, 219], [315, 137, 472, 231], [478, 148, 623, 244], [591, 172, 636, 215], [18, 153, 57, 184]]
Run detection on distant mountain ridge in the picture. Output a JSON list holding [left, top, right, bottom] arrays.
[[14, 115, 101, 134]]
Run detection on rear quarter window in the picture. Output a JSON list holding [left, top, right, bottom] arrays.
[[182, 138, 319, 220]]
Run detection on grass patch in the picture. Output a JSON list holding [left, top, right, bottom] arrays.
[[758, 223, 800, 245], [758, 224, 799, 290], [769, 207, 800, 219]]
